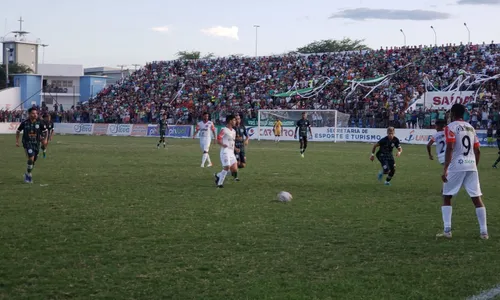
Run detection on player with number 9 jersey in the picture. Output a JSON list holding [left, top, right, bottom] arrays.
[[444, 121, 480, 173], [438, 104, 487, 240]]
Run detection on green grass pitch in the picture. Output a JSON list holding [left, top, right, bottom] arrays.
[[0, 135, 499, 300]]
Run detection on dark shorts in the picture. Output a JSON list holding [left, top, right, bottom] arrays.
[[24, 146, 39, 160], [160, 130, 166, 138], [376, 153, 395, 173], [235, 148, 246, 163], [299, 135, 308, 142]]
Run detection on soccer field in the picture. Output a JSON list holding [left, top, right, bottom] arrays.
[[1, 135, 499, 300]]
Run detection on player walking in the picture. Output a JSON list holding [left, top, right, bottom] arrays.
[[193, 112, 216, 168], [16, 107, 48, 183], [294, 112, 312, 158], [273, 118, 283, 143], [41, 113, 55, 158], [232, 114, 249, 181], [157, 114, 168, 149], [370, 127, 402, 186], [492, 127, 500, 168], [427, 120, 446, 165], [439, 104, 488, 239], [214, 115, 238, 188]]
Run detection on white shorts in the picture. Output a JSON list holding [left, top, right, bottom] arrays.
[[200, 140, 211, 152], [443, 171, 482, 197], [220, 150, 237, 167]]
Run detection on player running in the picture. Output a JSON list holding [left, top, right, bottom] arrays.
[[41, 113, 55, 158], [157, 114, 168, 149], [427, 120, 446, 165], [193, 112, 216, 168], [294, 112, 312, 158], [16, 107, 48, 183], [232, 114, 249, 181], [438, 103, 488, 239], [273, 118, 283, 143], [492, 127, 500, 168], [370, 127, 402, 186], [214, 115, 238, 188]]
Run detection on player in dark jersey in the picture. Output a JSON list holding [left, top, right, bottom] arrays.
[[157, 114, 168, 149], [370, 127, 402, 186], [492, 128, 500, 168], [486, 125, 494, 147], [16, 107, 48, 183], [232, 114, 249, 181], [294, 112, 313, 158], [41, 113, 54, 158]]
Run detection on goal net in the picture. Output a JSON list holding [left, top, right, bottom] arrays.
[[256, 109, 350, 142]]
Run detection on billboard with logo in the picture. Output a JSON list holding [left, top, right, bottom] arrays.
[[131, 125, 148, 136], [93, 124, 108, 135], [147, 125, 192, 138], [1, 122, 496, 148], [0, 122, 21, 134], [51, 123, 94, 135], [107, 124, 132, 136]]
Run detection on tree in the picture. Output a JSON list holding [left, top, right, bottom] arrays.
[[0, 63, 34, 88], [296, 38, 370, 54], [176, 51, 201, 60], [202, 52, 216, 59]]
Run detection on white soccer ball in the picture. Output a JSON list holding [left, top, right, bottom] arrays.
[[277, 191, 293, 202]]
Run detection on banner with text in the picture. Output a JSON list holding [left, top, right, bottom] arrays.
[[425, 91, 476, 109], [0, 122, 21, 134], [247, 126, 437, 145], [0, 123, 495, 147], [147, 125, 192, 138]]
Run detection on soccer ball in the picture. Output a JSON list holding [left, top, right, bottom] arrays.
[[277, 191, 292, 202]]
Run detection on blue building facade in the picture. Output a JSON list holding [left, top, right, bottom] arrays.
[[13, 74, 42, 109], [13, 74, 107, 110], [80, 76, 107, 103]]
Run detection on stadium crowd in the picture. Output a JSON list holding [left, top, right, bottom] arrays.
[[1, 42, 499, 129]]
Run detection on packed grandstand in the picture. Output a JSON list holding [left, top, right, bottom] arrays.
[[1, 42, 498, 129]]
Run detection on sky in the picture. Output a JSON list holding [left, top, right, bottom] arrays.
[[2, 0, 500, 68]]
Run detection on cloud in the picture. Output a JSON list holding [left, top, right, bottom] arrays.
[[296, 16, 310, 21], [201, 26, 239, 40], [329, 8, 451, 21], [151, 26, 169, 33], [457, 0, 500, 4]]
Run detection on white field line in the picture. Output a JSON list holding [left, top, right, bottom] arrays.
[[467, 285, 500, 300]]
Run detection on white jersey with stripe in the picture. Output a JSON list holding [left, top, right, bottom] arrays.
[[196, 121, 215, 142], [444, 120, 480, 172], [217, 127, 236, 153], [431, 131, 446, 164]]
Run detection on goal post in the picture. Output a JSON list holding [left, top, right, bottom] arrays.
[[256, 109, 350, 142]]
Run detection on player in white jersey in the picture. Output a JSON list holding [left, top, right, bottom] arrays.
[[438, 104, 488, 240], [426, 120, 446, 165], [193, 112, 216, 168], [214, 115, 238, 188]]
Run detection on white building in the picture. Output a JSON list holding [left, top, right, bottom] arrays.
[[39, 64, 84, 110]]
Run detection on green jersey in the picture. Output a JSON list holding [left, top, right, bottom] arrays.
[[296, 119, 311, 137], [17, 119, 47, 149], [234, 125, 248, 150], [159, 119, 167, 133]]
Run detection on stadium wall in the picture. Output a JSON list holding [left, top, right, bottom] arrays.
[[0, 87, 21, 110], [0, 123, 495, 147]]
